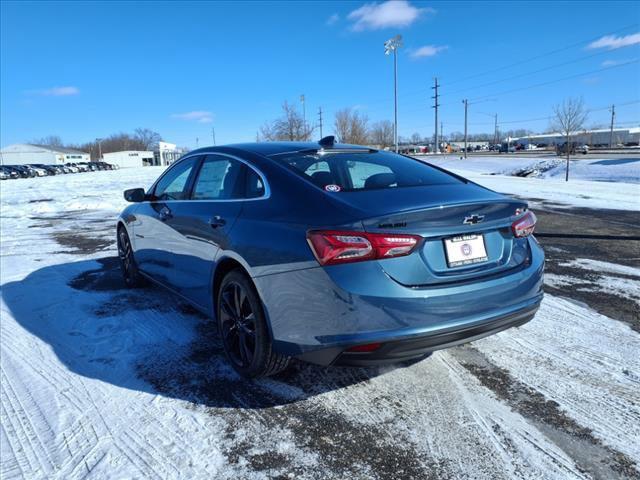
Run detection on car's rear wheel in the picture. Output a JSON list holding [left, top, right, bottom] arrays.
[[117, 227, 145, 288], [217, 269, 289, 378]]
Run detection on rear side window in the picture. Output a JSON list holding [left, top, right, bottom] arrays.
[[192, 155, 244, 200], [274, 151, 462, 191], [245, 168, 265, 198]]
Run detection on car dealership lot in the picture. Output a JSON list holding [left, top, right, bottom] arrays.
[[1, 164, 639, 479]]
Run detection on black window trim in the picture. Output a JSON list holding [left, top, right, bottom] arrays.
[[147, 151, 271, 202]]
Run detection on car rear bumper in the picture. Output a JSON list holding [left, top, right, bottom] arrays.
[[307, 301, 539, 366], [254, 237, 544, 366]]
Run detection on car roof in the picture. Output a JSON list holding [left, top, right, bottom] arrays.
[[185, 141, 374, 158]]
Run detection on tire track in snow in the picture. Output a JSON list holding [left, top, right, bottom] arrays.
[[0, 366, 56, 477], [472, 295, 640, 464]]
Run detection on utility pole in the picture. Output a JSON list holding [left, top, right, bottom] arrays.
[[196, 137, 199, 148], [431, 77, 440, 153], [463, 99, 469, 159], [318, 107, 323, 138], [609, 104, 615, 148], [212, 127, 216, 146], [494, 114, 498, 146], [300, 94, 306, 139], [440, 121, 444, 153]]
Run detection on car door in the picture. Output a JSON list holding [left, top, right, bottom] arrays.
[[134, 156, 200, 286], [162, 153, 247, 310]]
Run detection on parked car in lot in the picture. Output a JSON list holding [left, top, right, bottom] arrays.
[[556, 142, 589, 155], [117, 138, 544, 378], [0, 166, 20, 179], [4, 165, 32, 178], [79, 162, 97, 171], [29, 164, 57, 175], [499, 143, 516, 153], [66, 162, 87, 172], [25, 164, 49, 176]]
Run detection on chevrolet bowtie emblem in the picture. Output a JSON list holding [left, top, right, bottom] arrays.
[[463, 214, 485, 225]]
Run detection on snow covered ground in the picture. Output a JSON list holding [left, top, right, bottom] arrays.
[[1, 165, 639, 479], [423, 155, 640, 211]]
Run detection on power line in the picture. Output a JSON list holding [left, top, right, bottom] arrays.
[[469, 59, 640, 102], [361, 23, 640, 109], [443, 23, 639, 87], [441, 47, 621, 98]]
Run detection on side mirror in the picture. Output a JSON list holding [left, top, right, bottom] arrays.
[[124, 188, 146, 203]]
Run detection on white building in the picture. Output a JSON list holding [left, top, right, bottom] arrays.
[[154, 141, 184, 166], [0, 144, 90, 166], [512, 127, 640, 147], [103, 150, 154, 168]]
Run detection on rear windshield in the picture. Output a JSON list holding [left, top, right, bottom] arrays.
[[273, 150, 463, 192]]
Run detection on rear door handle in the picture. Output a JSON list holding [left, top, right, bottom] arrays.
[[159, 206, 172, 221], [208, 216, 226, 228]]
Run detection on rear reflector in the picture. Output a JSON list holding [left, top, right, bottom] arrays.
[[307, 230, 422, 266], [346, 342, 382, 353], [511, 211, 537, 237]]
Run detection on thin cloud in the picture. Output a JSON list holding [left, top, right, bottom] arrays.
[[171, 111, 214, 123], [410, 45, 448, 59], [326, 13, 339, 26], [347, 1, 434, 32], [587, 32, 640, 50], [27, 86, 80, 96], [601, 59, 629, 67]]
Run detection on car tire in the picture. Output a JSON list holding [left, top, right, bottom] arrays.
[[117, 227, 146, 288], [217, 269, 290, 378]]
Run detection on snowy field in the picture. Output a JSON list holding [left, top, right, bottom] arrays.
[[423, 155, 640, 211], [1, 158, 639, 479]]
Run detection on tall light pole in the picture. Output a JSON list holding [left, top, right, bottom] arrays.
[[95, 138, 102, 161], [384, 35, 402, 153]]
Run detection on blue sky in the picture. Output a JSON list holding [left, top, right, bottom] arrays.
[[1, 0, 639, 148]]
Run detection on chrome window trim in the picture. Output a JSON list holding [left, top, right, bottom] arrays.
[[149, 151, 271, 202]]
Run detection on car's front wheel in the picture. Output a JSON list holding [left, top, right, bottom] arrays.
[[117, 227, 145, 288], [217, 269, 290, 378]]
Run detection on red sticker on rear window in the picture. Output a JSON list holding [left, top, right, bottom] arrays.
[[324, 184, 341, 192]]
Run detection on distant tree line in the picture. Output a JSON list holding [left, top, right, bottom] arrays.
[[31, 128, 163, 160], [257, 102, 547, 148]]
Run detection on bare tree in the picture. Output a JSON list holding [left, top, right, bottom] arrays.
[[259, 101, 312, 141], [369, 120, 394, 148], [551, 97, 588, 181], [134, 128, 162, 150], [31, 135, 63, 147], [334, 108, 369, 145], [410, 132, 422, 144]]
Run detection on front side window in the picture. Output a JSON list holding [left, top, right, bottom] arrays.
[[273, 151, 463, 191], [192, 155, 244, 200], [153, 157, 198, 200]]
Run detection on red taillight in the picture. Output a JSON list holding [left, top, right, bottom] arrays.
[[306, 230, 422, 266], [511, 211, 537, 237], [347, 342, 382, 352]]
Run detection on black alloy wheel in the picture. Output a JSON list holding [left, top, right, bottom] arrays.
[[217, 269, 290, 378], [219, 280, 257, 368], [117, 228, 144, 288]]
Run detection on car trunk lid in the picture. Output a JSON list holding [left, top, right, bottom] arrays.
[[334, 183, 530, 286]]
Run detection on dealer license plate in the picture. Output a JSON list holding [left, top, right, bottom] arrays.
[[444, 234, 488, 267]]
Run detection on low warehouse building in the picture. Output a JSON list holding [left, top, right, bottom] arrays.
[[102, 150, 154, 168], [0, 143, 89, 165]]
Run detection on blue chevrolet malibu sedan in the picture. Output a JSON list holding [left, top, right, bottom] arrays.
[[117, 137, 543, 378]]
